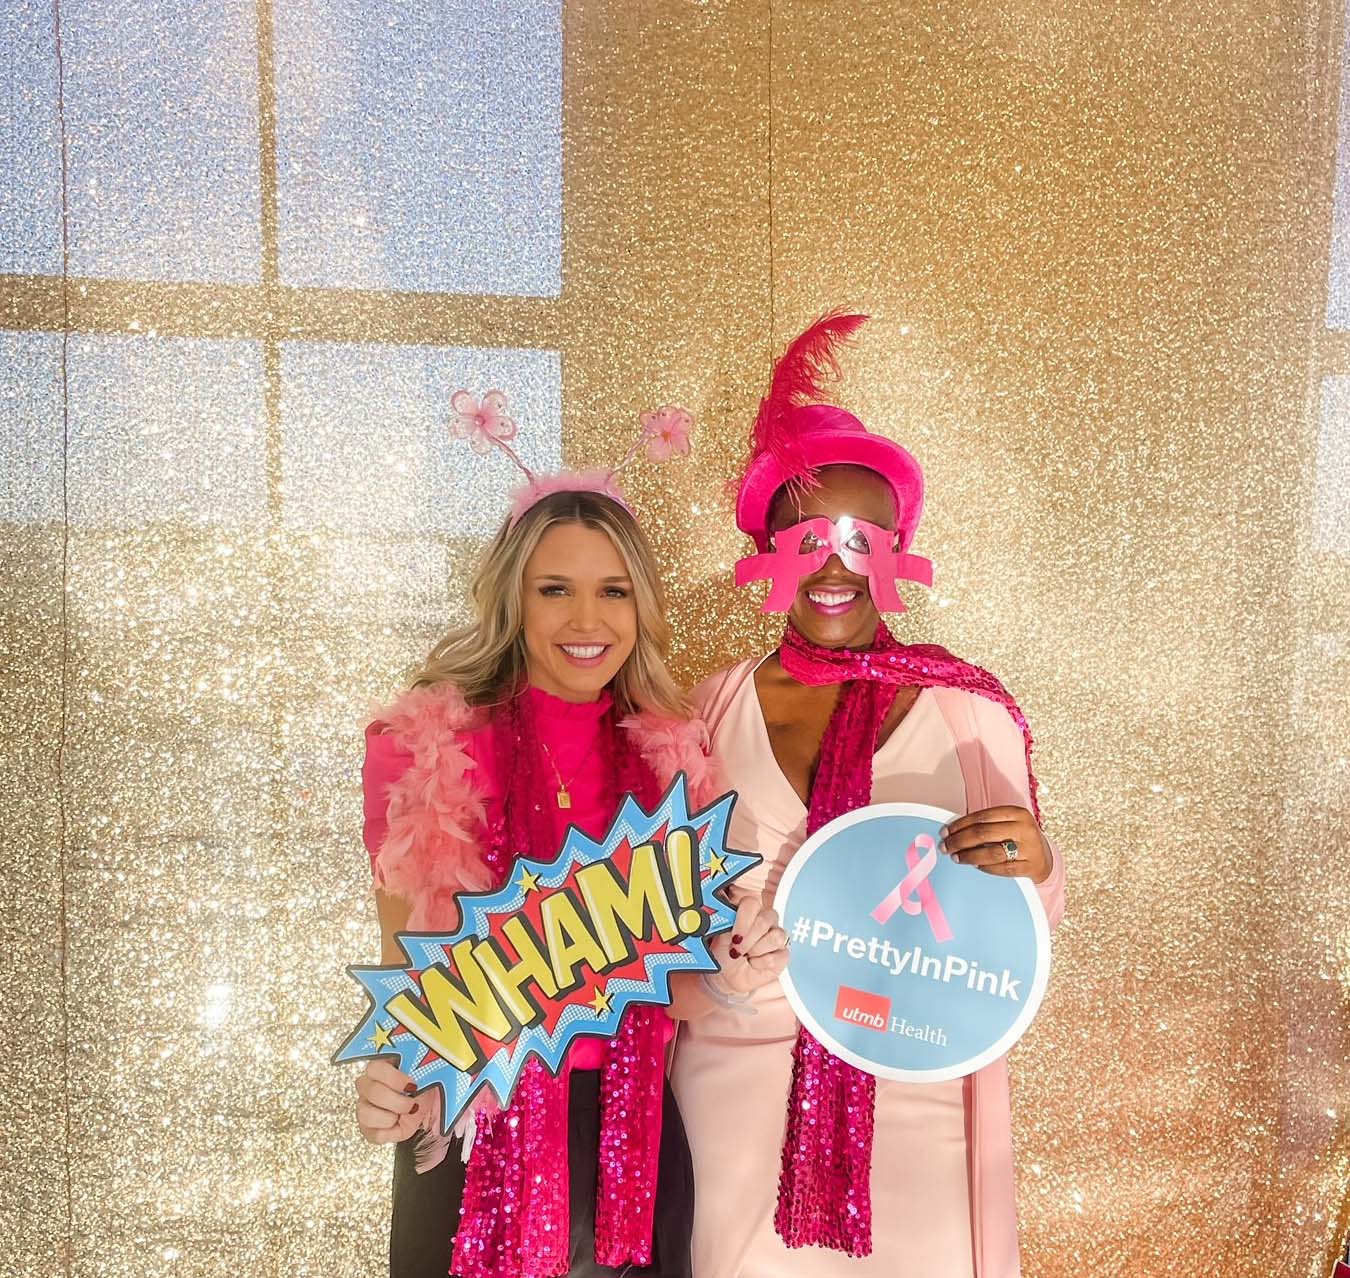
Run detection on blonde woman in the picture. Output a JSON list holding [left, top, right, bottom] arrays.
[[355, 464, 788, 1278]]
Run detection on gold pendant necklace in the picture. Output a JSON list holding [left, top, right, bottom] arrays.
[[541, 739, 597, 810]]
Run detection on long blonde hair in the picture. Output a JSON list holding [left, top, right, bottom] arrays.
[[413, 490, 689, 719]]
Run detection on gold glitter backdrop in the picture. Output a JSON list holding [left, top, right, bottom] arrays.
[[3, 1, 1348, 1276]]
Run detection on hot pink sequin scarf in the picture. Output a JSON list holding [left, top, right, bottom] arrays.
[[773, 621, 1040, 1255], [451, 692, 667, 1278]]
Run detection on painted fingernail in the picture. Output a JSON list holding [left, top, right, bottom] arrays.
[[411, 1103, 419, 1113], [403, 1083, 416, 1095], [732, 934, 743, 944], [729, 947, 740, 959]]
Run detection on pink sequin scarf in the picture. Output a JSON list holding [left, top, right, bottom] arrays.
[[451, 691, 668, 1278], [773, 620, 1040, 1255]]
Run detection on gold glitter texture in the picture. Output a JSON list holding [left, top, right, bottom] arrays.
[[3, 2, 1348, 1277]]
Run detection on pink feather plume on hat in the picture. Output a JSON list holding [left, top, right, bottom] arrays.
[[745, 309, 869, 492]]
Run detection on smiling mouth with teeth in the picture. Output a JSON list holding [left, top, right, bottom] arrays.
[[560, 644, 608, 659], [806, 590, 860, 606]]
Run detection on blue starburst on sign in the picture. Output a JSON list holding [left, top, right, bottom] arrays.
[[333, 773, 758, 1133]]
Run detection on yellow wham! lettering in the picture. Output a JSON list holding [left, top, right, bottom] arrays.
[[385, 937, 514, 1072], [381, 827, 708, 1072], [473, 915, 560, 1027], [575, 840, 681, 965], [537, 887, 608, 991]]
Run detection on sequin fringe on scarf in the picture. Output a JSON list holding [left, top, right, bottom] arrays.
[[451, 692, 667, 1278], [773, 621, 1041, 1256]]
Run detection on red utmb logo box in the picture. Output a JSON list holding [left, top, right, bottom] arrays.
[[834, 985, 891, 1033]]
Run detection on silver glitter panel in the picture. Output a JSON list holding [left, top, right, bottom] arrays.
[[1, 0, 63, 274], [65, 335, 266, 526], [279, 340, 561, 537], [1329, 0, 1350, 328], [58, 0, 263, 283], [0, 330, 64, 520], [272, 0, 562, 294]]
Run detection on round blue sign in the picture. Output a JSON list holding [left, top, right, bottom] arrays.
[[773, 803, 1050, 1082]]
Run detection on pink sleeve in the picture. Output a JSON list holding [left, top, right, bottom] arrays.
[[362, 720, 415, 874], [966, 694, 1066, 931]]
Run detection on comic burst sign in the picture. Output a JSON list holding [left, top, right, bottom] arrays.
[[334, 774, 757, 1132]]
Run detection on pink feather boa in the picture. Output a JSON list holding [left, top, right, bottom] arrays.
[[371, 680, 721, 930]]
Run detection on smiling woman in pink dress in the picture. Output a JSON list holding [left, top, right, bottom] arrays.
[[669, 314, 1066, 1278]]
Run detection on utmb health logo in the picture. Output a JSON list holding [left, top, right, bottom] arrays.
[[831, 982, 939, 1041], [774, 803, 1051, 1083], [834, 985, 948, 1047]]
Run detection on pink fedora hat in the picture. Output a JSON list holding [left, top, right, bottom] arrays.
[[733, 313, 926, 552]]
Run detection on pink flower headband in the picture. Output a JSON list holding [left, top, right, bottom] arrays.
[[449, 390, 695, 526]]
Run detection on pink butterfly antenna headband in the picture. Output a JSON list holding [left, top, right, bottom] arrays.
[[449, 389, 695, 527]]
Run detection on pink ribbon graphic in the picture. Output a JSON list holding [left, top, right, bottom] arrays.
[[871, 833, 953, 943]]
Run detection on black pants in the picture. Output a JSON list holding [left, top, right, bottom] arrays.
[[390, 1071, 693, 1278]]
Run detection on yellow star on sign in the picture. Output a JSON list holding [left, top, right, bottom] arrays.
[[516, 867, 541, 894], [372, 1022, 394, 1052], [705, 850, 727, 878], [587, 985, 613, 1016]]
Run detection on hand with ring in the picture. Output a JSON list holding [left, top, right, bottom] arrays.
[[938, 805, 1051, 883]]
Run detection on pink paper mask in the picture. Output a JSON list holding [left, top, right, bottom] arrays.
[[734, 515, 933, 613]]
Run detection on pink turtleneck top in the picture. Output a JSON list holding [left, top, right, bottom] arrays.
[[362, 684, 675, 1069]]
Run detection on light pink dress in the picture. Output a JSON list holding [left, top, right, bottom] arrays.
[[670, 657, 1065, 1278]]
